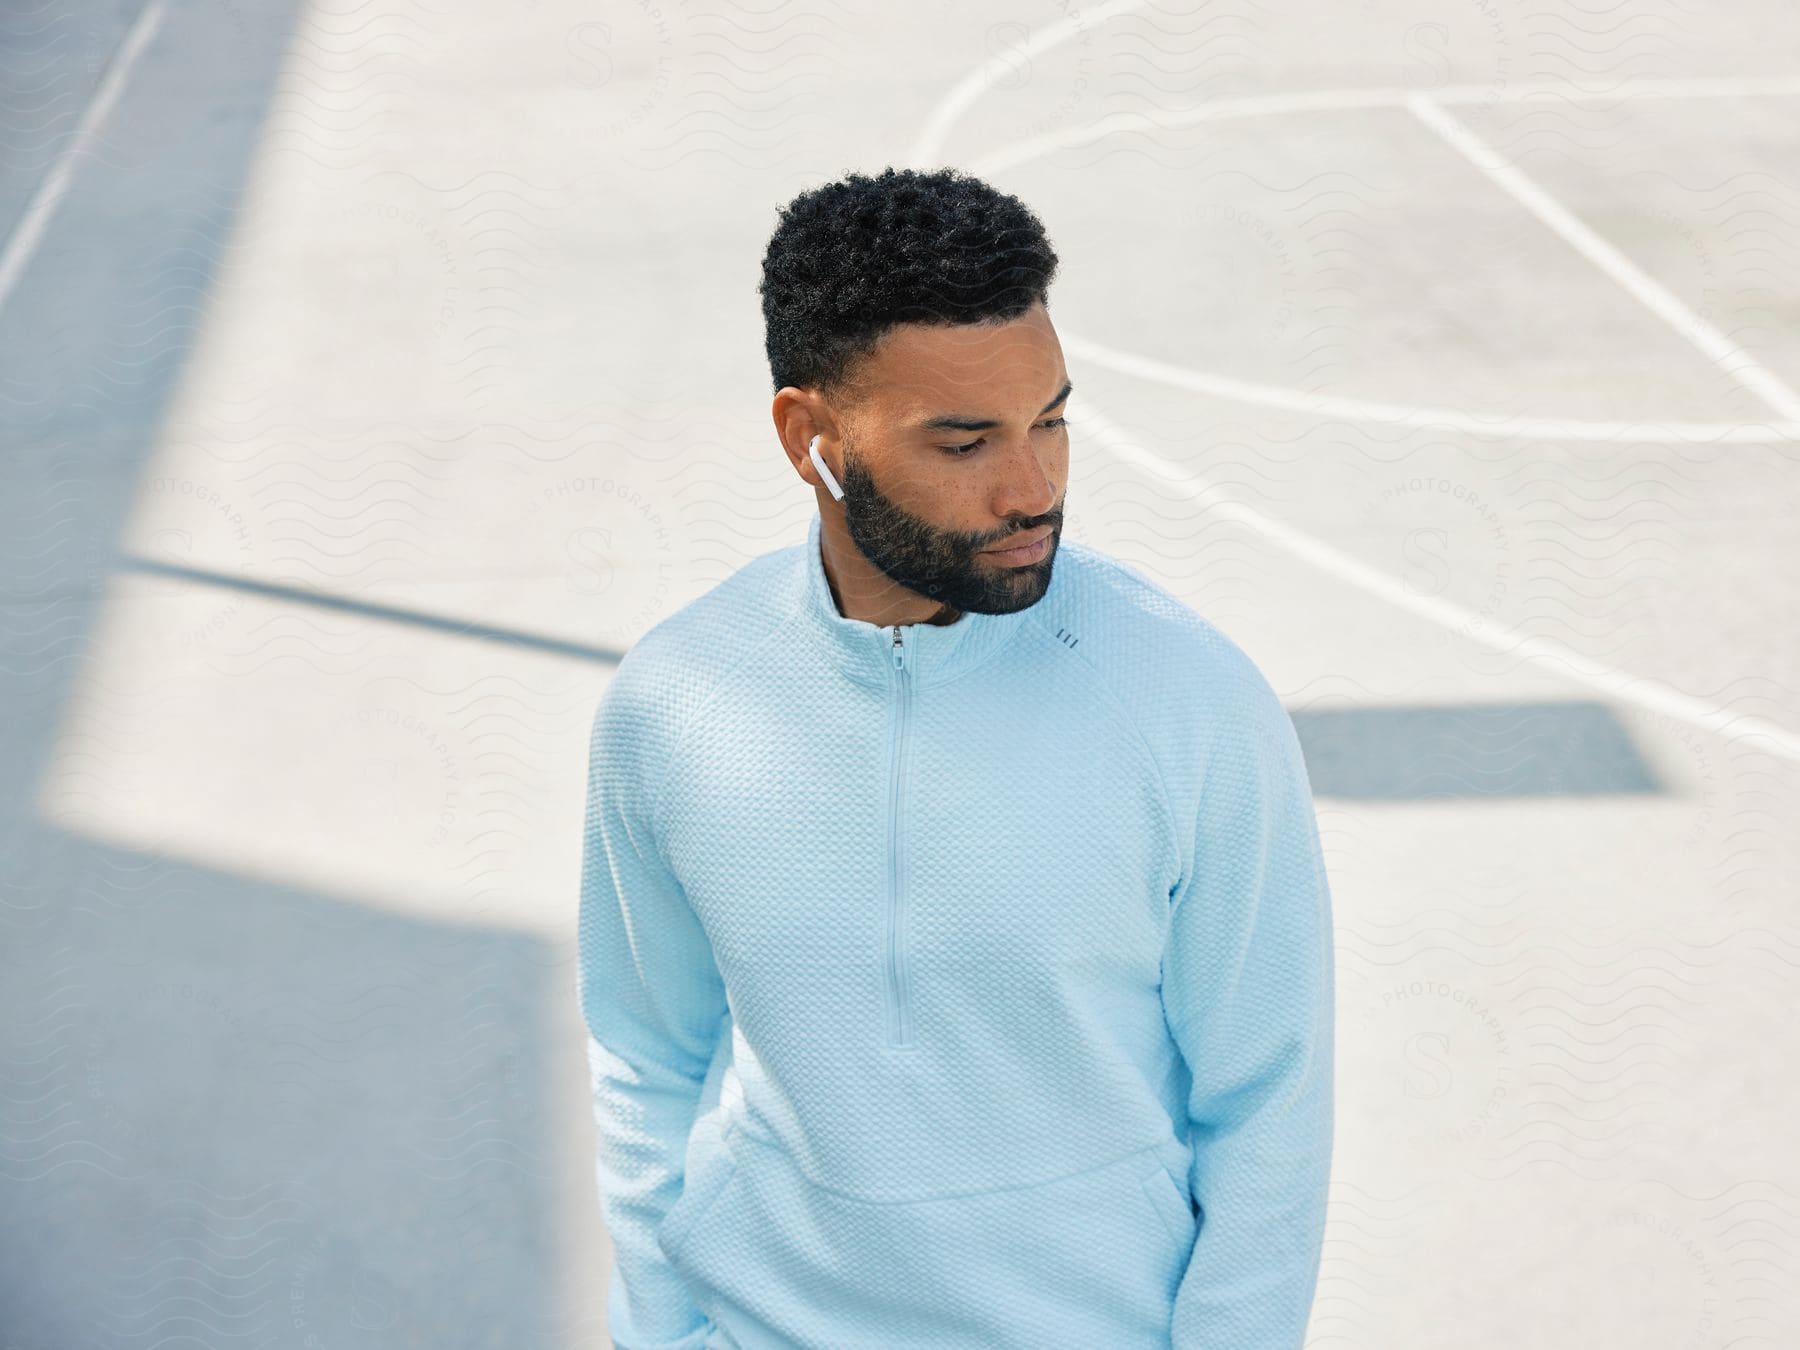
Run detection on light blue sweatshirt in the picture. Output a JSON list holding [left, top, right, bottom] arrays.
[[577, 508, 1336, 1349]]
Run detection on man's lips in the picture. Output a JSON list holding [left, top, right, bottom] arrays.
[[981, 526, 1053, 556]]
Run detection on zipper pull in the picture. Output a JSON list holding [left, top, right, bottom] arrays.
[[892, 624, 905, 670]]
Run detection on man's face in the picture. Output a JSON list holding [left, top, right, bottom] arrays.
[[835, 302, 1070, 618]]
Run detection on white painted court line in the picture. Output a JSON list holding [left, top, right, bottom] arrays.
[[1059, 331, 1800, 443], [1437, 74, 1800, 105], [970, 90, 1414, 177], [1073, 398, 1800, 765], [962, 80, 1800, 442], [0, 0, 167, 315], [909, 5, 1799, 761], [908, 0, 1155, 167], [967, 77, 1800, 177], [1406, 92, 1800, 427]]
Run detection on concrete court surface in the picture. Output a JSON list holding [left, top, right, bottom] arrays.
[[2, 0, 1798, 1345]]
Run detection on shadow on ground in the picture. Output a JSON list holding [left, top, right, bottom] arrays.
[[0, 5, 565, 1346]]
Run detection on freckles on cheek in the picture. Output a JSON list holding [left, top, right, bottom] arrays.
[[906, 461, 975, 512]]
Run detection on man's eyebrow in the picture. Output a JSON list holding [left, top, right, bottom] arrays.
[[916, 379, 1074, 433]]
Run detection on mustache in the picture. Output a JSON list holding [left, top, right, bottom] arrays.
[[975, 516, 1059, 551]]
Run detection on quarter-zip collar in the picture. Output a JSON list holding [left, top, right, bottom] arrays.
[[795, 508, 1037, 690]]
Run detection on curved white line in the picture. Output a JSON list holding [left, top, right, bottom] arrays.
[[971, 76, 1800, 177], [967, 78, 1800, 440], [916, 16, 1800, 760], [1074, 400, 1800, 763], [907, 0, 1155, 167], [1062, 332, 1800, 444]]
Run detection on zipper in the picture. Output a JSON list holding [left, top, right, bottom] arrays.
[[886, 623, 913, 1047]]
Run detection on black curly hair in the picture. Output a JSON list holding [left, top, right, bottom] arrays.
[[758, 167, 1061, 409]]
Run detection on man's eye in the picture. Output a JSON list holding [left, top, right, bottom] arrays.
[[939, 416, 1069, 458]]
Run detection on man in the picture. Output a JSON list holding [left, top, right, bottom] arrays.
[[578, 166, 1335, 1349]]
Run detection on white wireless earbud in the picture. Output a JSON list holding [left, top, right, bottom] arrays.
[[809, 434, 845, 503]]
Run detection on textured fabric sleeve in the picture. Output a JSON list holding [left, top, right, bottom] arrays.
[[1162, 669, 1336, 1349], [578, 664, 731, 1350]]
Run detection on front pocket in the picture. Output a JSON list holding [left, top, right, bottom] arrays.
[[669, 1131, 1196, 1348], [655, 1132, 740, 1263], [1139, 1162, 1195, 1246]]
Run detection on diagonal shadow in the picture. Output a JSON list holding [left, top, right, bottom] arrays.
[[0, 4, 567, 1346], [1291, 700, 1663, 800], [115, 553, 629, 666]]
